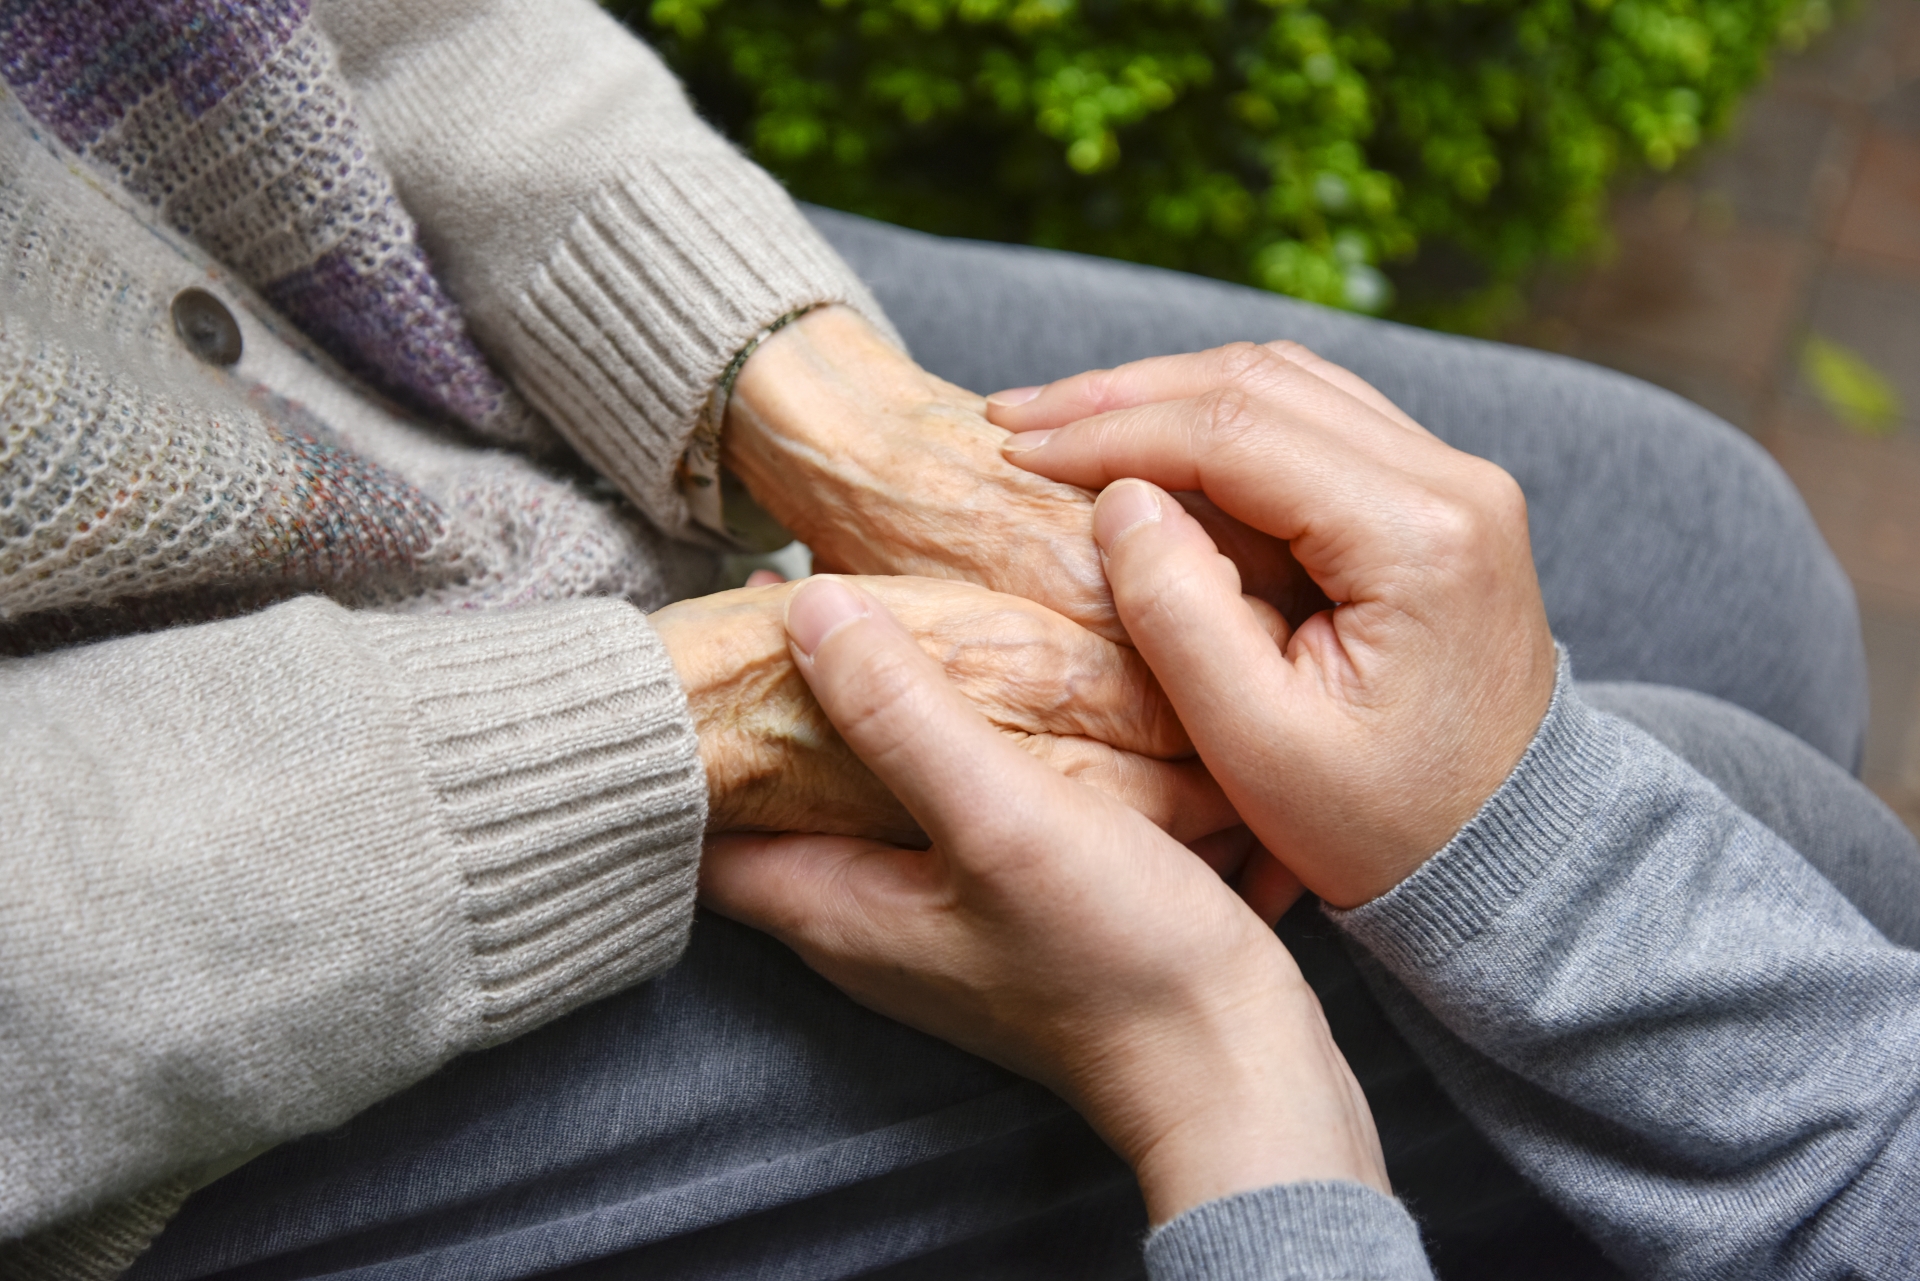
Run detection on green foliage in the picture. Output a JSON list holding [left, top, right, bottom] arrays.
[[614, 0, 1829, 326]]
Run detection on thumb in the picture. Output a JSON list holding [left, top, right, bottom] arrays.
[[783, 576, 1087, 855], [1094, 480, 1295, 815]]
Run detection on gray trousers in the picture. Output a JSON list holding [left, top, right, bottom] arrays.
[[131, 213, 1920, 1281]]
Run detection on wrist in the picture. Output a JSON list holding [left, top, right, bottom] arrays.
[[1074, 958, 1390, 1225], [651, 582, 920, 841], [650, 585, 794, 831], [720, 305, 988, 551]]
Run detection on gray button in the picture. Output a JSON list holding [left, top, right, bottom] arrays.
[[171, 288, 242, 366]]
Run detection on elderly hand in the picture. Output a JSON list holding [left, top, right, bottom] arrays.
[[721, 305, 1121, 641], [991, 342, 1559, 908], [700, 577, 1388, 1225], [650, 576, 1233, 846]]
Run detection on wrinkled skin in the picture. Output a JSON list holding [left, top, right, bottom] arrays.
[[700, 577, 1390, 1228], [722, 305, 1121, 642], [706, 337, 1562, 1227], [651, 576, 1233, 846]]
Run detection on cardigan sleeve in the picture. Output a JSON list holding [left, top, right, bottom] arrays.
[[312, 0, 901, 540], [0, 595, 705, 1241]]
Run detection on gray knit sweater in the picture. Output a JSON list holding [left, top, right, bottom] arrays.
[[1144, 670, 1920, 1280]]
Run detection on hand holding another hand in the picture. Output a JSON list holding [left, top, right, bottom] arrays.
[[992, 341, 1559, 908], [651, 576, 1234, 847], [700, 577, 1388, 1225], [696, 338, 1555, 1235]]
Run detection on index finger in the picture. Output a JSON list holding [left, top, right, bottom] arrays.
[[1000, 387, 1447, 563], [988, 341, 1429, 440]]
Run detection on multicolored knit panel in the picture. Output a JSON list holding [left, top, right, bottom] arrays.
[[0, 0, 541, 446], [0, 311, 463, 646]]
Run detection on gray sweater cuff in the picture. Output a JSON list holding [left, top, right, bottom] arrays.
[[352, 598, 706, 1040], [1144, 1181, 1433, 1280], [1328, 656, 1612, 972]]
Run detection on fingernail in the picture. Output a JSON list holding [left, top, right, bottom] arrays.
[[1000, 428, 1055, 455], [1093, 479, 1164, 550], [785, 576, 868, 658], [986, 385, 1043, 409]]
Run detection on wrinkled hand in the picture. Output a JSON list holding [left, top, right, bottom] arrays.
[[992, 342, 1559, 908], [723, 305, 1121, 641], [650, 576, 1233, 846], [700, 577, 1388, 1224]]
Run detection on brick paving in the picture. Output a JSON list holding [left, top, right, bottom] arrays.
[[1509, 0, 1920, 835]]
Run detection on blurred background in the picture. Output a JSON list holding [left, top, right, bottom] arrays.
[[609, 0, 1918, 834]]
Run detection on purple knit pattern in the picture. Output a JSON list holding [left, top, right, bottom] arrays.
[[265, 243, 515, 431], [0, 0, 522, 439], [0, 0, 304, 147]]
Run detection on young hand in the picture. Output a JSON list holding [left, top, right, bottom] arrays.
[[699, 577, 1388, 1224], [992, 342, 1559, 908]]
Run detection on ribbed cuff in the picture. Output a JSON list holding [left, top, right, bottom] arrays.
[[1328, 654, 1618, 975], [502, 155, 901, 541], [0, 1177, 195, 1281], [351, 599, 706, 1040], [1144, 1181, 1433, 1281]]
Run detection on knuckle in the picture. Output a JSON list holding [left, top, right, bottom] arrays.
[[1418, 492, 1483, 555], [1216, 342, 1295, 399], [1413, 461, 1527, 561], [1215, 341, 1273, 384], [1477, 463, 1530, 527], [1201, 385, 1267, 450], [1083, 364, 1125, 407], [1264, 339, 1333, 382], [1264, 338, 1317, 364]]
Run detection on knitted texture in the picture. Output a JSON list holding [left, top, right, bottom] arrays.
[[2, 595, 703, 1242], [317, 0, 904, 538], [1328, 674, 1920, 1280], [0, 0, 544, 446], [355, 602, 707, 1037], [1, 93, 714, 1259], [0, 1179, 193, 1281], [0, 314, 454, 627], [0, 0, 892, 1266], [1144, 1182, 1434, 1281], [0, 93, 707, 649]]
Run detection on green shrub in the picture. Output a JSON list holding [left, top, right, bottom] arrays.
[[611, 0, 1830, 326]]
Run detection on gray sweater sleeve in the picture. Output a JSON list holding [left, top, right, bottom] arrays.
[[1329, 665, 1920, 1280], [1144, 1182, 1433, 1281]]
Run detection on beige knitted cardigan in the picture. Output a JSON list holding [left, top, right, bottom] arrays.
[[0, 0, 895, 1272]]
